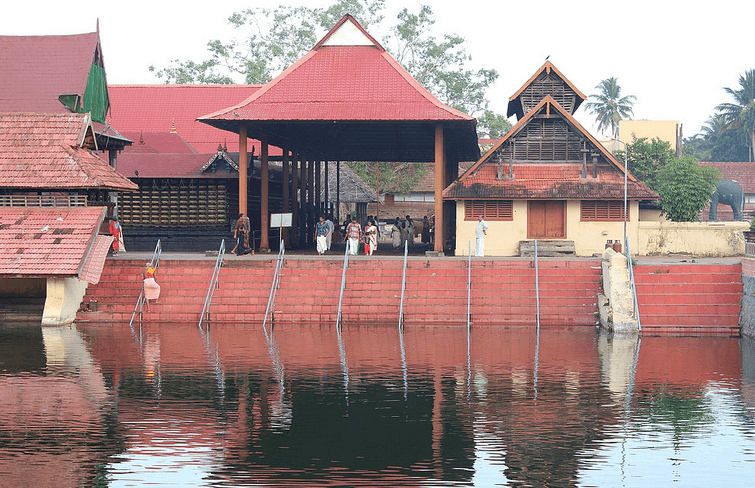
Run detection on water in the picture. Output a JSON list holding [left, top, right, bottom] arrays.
[[1, 321, 754, 487]]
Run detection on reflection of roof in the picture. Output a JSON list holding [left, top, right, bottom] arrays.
[[200, 15, 480, 162], [108, 84, 270, 154], [0, 206, 106, 278], [0, 112, 138, 191], [0, 33, 99, 114], [700, 162, 755, 193]]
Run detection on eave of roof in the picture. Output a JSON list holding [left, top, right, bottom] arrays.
[[508, 61, 587, 103]]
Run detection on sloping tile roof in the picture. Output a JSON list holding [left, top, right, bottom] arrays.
[[0, 112, 138, 190], [0, 33, 99, 114], [120, 132, 197, 154], [445, 97, 658, 201], [79, 233, 113, 284], [0, 206, 106, 277], [700, 162, 755, 193], [116, 152, 235, 178], [107, 85, 272, 154], [443, 163, 658, 200]]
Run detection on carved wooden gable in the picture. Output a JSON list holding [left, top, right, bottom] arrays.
[[507, 61, 586, 120]]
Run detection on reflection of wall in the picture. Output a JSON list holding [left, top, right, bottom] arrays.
[[597, 331, 638, 402], [742, 257, 755, 339]]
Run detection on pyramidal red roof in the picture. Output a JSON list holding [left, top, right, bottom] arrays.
[[108, 84, 269, 153], [0, 32, 100, 114], [200, 15, 474, 123]]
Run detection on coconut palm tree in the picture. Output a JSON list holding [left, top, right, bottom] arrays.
[[716, 69, 755, 161], [584, 77, 637, 137]]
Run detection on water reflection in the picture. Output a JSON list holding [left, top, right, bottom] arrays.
[[0, 321, 753, 487]]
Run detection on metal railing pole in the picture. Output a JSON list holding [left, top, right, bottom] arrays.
[[467, 240, 472, 330], [398, 239, 409, 329], [263, 239, 285, 330], [199, 239, 226, 329], [336, 239, 351, 329], [625, 235, 642, 333], [129, 239, 161, 329]]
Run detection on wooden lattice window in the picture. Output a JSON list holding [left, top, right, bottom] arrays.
[[580, 200, 627, 221], [465, 200, 513, 221]]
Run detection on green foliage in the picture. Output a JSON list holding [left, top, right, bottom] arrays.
[[346, 161, 426, 195], [654, 155, 720, 222], [477, 110, 513, 139], [584, 77, 636, 137], [615, 137, 675, 189]]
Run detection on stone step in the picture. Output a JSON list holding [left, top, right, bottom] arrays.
[[519, 240, 576, 257]]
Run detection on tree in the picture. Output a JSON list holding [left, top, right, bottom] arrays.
[[346, 161, 425, 196], [617, 137, 720, 222], [716, 69, 755, 161], [584, 77, 636, 137], [654, 155, 720, 222], [477, 110, 513, 139]]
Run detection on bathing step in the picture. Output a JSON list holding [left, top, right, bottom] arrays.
[[519, 240, 576, 257]]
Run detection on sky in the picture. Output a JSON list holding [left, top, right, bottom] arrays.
[[2, 0, 752, 139]]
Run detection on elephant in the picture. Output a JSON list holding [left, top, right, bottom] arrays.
[[709, 179, 743, 221]]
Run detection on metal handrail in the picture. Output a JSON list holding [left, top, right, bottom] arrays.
[[128, 239, 162, 329], [398, 239, 409, 329], [198, 239, 226, 330], [625, 235, 642, 333], [335, 239, 351, 329], [467, 240, 472, 330], [533, 239, 541, 398], [263, 239, 286, 330]]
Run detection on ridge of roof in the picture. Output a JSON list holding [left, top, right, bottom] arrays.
[[508, 61, 587, 102], [458, 96, 634, 182]]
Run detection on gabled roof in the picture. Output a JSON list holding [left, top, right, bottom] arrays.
[[108, 84, 269, 154], [116, 151, 280, 180], [199, 15, 480, 162], [444, 97, 658, 201], [0, 206, 106, 278], [0, 112, 138, 191], [0, 33, 99, 114], [120, 132, 197, 154], [507, 61, 586, 119], [699, 162, 755, 193]]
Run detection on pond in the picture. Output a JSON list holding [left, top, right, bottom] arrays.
[[1, 321, 754, 487]]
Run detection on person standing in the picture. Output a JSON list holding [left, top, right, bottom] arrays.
[[421, 215, 431, 246], [344, 216, 362, 255], [364, 219, 378, 256], [390, 217, 402, 249], [475, 215, 488, 257], [325, 216, 335, 251], [315, 216, 329, 255], [109, 218, 121, 255], [405, 215, 415, 245]]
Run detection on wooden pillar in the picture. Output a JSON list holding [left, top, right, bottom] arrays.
[[282, 148, 290, 244], [307, 158, 314, 243], [324, 160, 329, 216], [302, 157, 309, 243], [239, 126, 248, 216], [291, 152, 299, 246], [260, 134, 269, 251], [434, 124, 444, 253], [336, 161, 341, 224], [315, 160, 322, 217]]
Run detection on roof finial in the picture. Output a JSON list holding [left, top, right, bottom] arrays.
[[170, 119, 177, 134]]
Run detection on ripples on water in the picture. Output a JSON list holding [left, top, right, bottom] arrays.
[[0, 322, 753, 487]]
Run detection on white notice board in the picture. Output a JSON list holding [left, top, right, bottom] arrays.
[[270, 213, 293, 228]]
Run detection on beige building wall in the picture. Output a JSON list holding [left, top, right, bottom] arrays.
[[455, 200, 640, 257], [638, 221, 748, 256], [618, 120, 680, 151]]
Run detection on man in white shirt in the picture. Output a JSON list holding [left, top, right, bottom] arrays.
[[475, 216, 488, 257]]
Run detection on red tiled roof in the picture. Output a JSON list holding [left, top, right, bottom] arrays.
[[120, 132, 196, 154], [116, 152, 234, 178], [0, 112, 138, 191], [0, 206, 106, 277], [201, 16, 474, 124], [107, 85, 273, 154], [699, 162, 755, 193], [79, 234, 113, 284], [0, 33, 99, 114], [443, 163, 658, 200]]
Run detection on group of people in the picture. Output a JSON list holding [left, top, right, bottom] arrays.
[[390, 215, 433, 249], [342, 216, 378, 256], [232, 213, 253, 256]]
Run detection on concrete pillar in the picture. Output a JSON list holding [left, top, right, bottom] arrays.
[[42, 277, 89, 326]]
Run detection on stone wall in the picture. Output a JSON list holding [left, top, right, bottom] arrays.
[[742, 257, 755, 339], [638, 221, 748, 257]]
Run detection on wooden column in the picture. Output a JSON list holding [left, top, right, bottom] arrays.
[[434, 124, 444, 253], [315, 160, 322, 217], [336, 161, 341, 224], [291, 152, 299, 246], [302, 157, 309, 243], [239, 126, 248, 216], [260, 134, 269, 251], [282, 148, 290, 244], [324, 160, 329, 216]]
